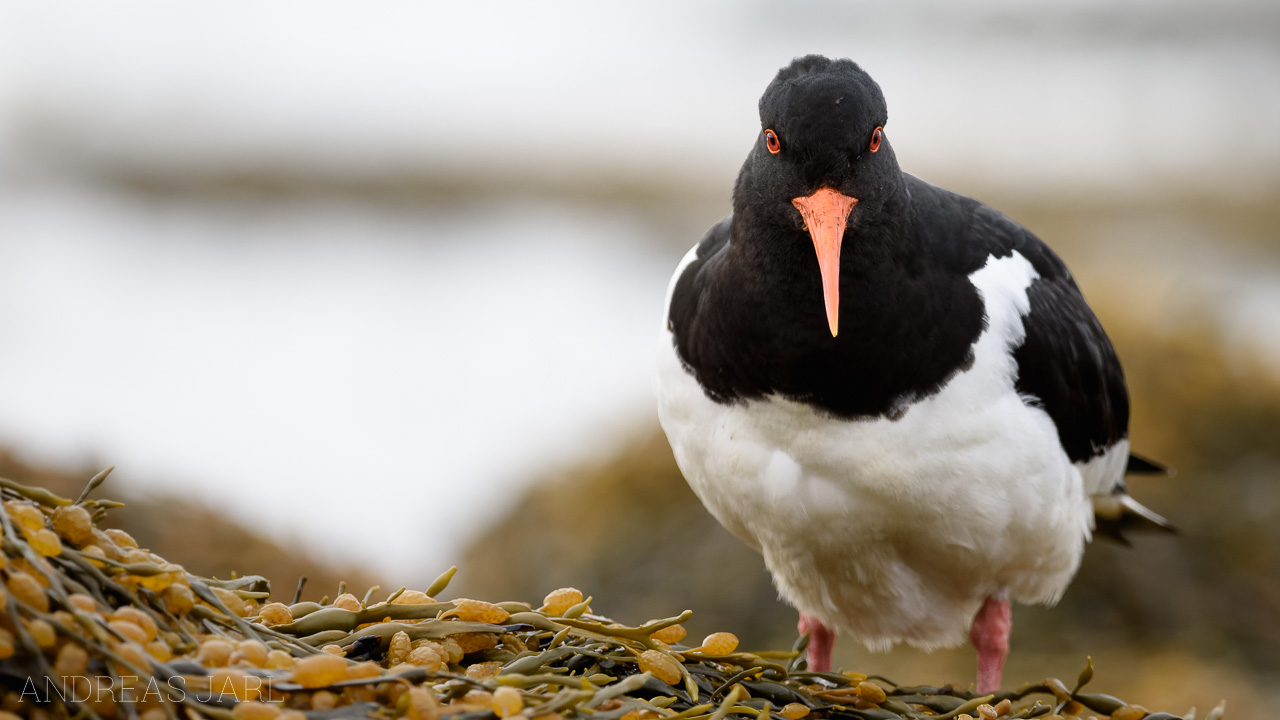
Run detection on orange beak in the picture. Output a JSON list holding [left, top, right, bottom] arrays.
[[791, 188, 858, 337]]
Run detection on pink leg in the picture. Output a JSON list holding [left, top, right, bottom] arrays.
[[798, 613, 836, 672], [970, 594, 1012, 694]]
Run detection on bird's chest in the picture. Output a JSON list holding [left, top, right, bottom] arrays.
[[678, 250, 988, 422], [657, 250, 1075, 554], [658, 337, 1054, 552]]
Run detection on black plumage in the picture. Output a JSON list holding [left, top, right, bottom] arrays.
[[669, 56, 1128, 462]]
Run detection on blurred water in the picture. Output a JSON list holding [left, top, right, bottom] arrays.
[[0, 185, 672, 576], [1, 1, 1277, 195], [0, 0, 1278, 579]]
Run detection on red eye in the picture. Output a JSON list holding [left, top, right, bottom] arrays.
[[869, 126, 883, 153], [765, 129, 781, 154]]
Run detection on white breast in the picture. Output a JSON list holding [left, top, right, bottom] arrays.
[[656, 248, 1116, 651]]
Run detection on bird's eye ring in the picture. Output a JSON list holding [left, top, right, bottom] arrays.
[[764, 129, 781, 154], [870, 127, 883, 153]]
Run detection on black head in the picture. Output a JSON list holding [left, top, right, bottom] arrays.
[[731, 55, 905, 336], [735, 55, 900, 227]]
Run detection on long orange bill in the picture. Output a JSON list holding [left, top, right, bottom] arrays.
[[791, 187, 858, 337]]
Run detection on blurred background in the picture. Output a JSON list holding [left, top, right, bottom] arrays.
[[1, 1, 1278, 716]]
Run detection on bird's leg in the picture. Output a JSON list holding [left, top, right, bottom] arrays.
[[970, 593, 1012, 694], [798, 613, 836, 672]]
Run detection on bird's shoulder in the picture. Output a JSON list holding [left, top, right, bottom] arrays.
[[666, 215, 732, 332], [904, 175, 1130, 464], [901, 174, 1069, 282]]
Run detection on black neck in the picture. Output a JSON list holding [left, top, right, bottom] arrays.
[[671, 176, 986, 420]]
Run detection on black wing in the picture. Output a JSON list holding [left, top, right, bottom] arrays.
[[1126, 453, 1171, 475], [907, 182, 1132, 465], [969, 206, 1175, 539], [1006, 231, 1129, 464]]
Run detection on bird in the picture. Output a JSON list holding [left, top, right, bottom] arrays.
[[655, 55, 1172, 693]]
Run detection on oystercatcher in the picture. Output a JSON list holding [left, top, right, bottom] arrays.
[[656, 55, 1171, 692]]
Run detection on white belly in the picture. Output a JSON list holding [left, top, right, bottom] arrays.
[[656, 248, 1117, 650]]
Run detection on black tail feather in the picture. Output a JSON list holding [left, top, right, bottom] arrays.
[[1126, 452, 1173, 477]]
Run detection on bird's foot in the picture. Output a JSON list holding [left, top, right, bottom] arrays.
[[970, 594, 1011, 694], [798, 613, 836, 672]]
